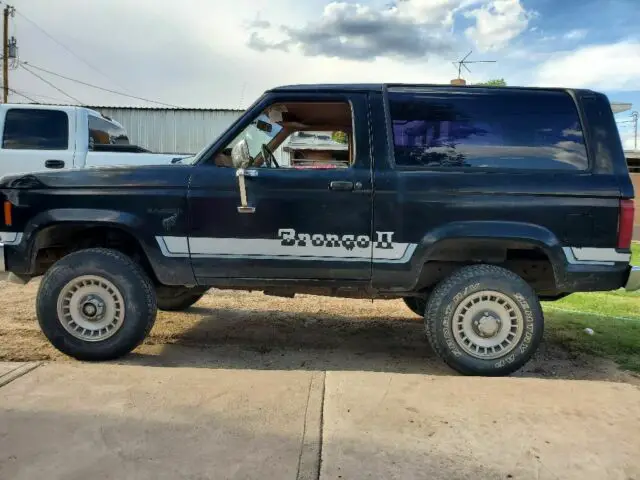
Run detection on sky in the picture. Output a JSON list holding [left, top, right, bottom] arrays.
[[6, 0, 640, 148]]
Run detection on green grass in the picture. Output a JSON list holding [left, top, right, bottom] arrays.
[[541, 242, 640, 372], [543, 309, 640, 372]]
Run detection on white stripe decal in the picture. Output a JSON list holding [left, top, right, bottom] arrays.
[[158, 237, 630, 267], [562, 247, 630, 265], [0, 232, 23, 245], [571, 247, 630, 263], [155, 236, 189, 258], [157, 236, 417, 263]]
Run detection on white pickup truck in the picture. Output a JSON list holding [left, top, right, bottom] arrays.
[[0, 103, 188, 177]]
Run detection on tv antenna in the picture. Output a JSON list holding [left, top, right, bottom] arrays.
[[452, 50, 496, 79]]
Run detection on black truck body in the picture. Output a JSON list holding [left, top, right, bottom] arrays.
[[0, 84, 637, 375]]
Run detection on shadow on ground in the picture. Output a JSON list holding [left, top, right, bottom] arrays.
[[118, 304, 623, 381]]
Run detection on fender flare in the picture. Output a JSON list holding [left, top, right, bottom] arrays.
[[21, 208, 189, 284], [410, 220, 566, 282]]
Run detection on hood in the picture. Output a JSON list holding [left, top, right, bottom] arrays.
[[0, 164, 193, 190]]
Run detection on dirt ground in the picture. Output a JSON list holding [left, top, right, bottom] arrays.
[[0, 279, 637, 383]]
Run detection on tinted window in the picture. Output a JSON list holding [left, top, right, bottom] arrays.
[[2, 108, 69, 150], [88, 115, 130, 147], [389, 90, 589, 170]]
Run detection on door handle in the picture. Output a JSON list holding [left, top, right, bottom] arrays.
[[329, 181, 354, 191], [236, 168, 256, 214], [45, 159, 65, 169]]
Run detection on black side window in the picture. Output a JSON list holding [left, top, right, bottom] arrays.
[[89, 115, 130, 147], [389, 90, 589, 171], [2, 109, 69, 150]]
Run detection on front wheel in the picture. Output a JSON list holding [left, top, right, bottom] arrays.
[[424, 264, 543, 376], [36, 248, 157, 361]]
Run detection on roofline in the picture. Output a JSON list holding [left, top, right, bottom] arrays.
[[87, 106, 245, 112], [268, 83, 598, 94]]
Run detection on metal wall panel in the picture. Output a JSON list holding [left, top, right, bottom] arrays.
[[92, 108, 244, 154]]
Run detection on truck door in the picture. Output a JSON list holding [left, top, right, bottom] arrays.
[[183, 92, 377, 283], [0, 107, 76, 177]]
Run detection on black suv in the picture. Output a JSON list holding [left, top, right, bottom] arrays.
[[1, 84, 638, 376]]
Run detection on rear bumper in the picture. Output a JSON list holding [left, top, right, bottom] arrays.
[[625, 266, 640, 291], [0, 243, 7, 281]]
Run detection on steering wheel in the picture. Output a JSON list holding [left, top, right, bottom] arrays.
[[261, 144, 280, 168]]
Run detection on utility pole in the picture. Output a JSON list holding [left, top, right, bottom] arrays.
[[2, 5, 12, 104], [632, 111, 638, 151]]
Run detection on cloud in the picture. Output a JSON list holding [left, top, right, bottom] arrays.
[[563, 29, 587, 41], [464, 0, 536, 52], [247, 32, 289, 52], [536, 40, 640, 90], [248, 0, 532, 61], [248, 18, 271, 29]]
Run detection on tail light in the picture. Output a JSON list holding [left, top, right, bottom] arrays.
[[617, 199, 635, 249]]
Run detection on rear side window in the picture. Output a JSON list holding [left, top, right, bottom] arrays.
[[89, 115, 130, 147], [2, 108, 69, 150], [389, 89, 589, 171]]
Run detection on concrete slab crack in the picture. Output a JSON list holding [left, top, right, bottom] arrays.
[[0, 362, 43, 389], [296, 370, 326, 480]]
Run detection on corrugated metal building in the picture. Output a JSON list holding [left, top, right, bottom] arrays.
[[91, 102, 633, 156], [88, 107, 244, 154]]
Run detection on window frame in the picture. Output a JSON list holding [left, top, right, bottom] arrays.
[[383, 86, 593, 174], [1, 107, 71, 151], [195, 92, 368, 171]]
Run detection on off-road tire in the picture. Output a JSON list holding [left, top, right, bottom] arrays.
[[424, 264, 544, 376], [156, 285, 207, 312], [403, 296, 427, 317], [36, 248, 157, 361]]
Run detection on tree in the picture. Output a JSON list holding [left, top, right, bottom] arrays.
[[331, 131, 348, 144], [476, 78, 507, 87]]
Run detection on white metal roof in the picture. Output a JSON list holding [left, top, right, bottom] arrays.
[[612, 103, 632, 114]]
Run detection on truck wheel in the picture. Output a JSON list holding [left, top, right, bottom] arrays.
[[403, 296, 427, 317], [156, 285, 207, 312], [36, 248, 157, 361], [424, 265, 543, 376]]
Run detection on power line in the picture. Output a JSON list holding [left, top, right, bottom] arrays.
[[20, 63, 82, 104], [8, 87, 36, 102], [9, 88, 69, 103], [13, 7, 132, 93], [633, 111, 638, 151], [23, 62, 180, 107]]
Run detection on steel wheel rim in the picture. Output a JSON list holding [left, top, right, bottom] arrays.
[[452, 290, 524, 360], [56, 275, 125, 342]]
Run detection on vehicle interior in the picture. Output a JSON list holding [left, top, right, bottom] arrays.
[[213, 101, 354, 169]]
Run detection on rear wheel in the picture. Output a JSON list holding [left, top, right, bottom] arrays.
[[156, 285, 207, 312], [36, 248, 157, 361], [424, 264, 543, 376]]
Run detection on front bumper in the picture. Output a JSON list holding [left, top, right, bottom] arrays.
[[625, 266, 640, 291]]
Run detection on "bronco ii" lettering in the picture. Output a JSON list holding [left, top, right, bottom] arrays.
[[277, 229, 395, 251]]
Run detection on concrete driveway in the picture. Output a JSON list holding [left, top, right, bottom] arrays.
[[1, 361, 639, 480]]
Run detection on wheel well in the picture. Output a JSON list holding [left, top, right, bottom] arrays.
[[417, 239, 557, 294], [31, 224, 156, 281]]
